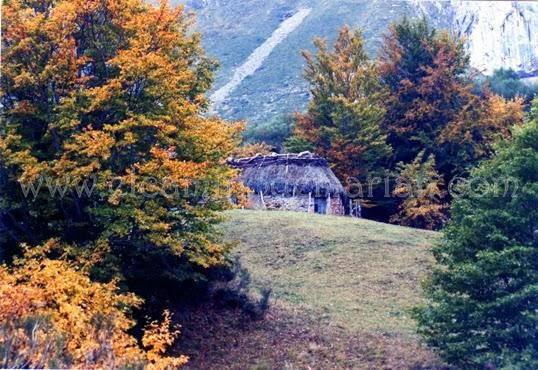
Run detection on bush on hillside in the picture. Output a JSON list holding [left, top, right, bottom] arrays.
[[0, 241, 186, 369], [231, 142, 273, 158], [212, 258, 271, 321]]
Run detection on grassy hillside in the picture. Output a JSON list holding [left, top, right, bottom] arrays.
[[176, 210, 445, 369], [224, 210, 437, 333]]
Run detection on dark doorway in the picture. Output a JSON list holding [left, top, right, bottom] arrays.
[[314, 197, 327, 214]]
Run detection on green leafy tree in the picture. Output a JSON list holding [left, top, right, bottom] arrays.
[[532, 97, 538, 121], [483, 68, 537, 101], [291, 26, 391, 182], [414, 110, 538, 368], [283, 135, 314, 153], [0, 0, 242, 301], [243, 114, 295, 152]]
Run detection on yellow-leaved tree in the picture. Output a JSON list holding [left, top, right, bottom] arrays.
[[390, 151, 447, 230]]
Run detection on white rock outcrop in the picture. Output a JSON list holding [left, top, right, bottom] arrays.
[[453, 1, 538, 76]]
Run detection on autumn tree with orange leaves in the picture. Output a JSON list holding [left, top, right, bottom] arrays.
[[288, 19, 524, 224], [1, 0, 242, 294], [289, 26, 392, 183], [1, 0, 243, 365], [378, 17, 525, 179], [376, 17, 525, 226]]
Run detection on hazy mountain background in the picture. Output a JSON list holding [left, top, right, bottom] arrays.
[[177, 0, 538, 125]]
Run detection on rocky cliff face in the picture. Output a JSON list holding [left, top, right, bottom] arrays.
[[180, 0, 538, 124], [451, 1, 538, 77]]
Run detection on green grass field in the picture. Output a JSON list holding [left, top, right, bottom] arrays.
[[178, 210, 444, 369], [223, 210, 438, 334]]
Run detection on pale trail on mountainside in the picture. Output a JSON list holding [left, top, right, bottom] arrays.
[[209, 7, 311, 108]]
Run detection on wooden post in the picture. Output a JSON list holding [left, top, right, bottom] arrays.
[[327, 193, 331, 215], [260, 190, 266, 209], [308, 192, 312, 213]]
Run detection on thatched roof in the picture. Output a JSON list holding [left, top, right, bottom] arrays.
[[228, 152, 345, 196]]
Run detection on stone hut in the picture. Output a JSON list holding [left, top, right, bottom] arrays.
[[228, 152, 346, 215]]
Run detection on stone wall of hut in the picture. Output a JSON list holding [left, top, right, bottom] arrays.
[[245, 193, 345, 215]]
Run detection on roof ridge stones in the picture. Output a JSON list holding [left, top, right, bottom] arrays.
[[228, 151, 328, 169]]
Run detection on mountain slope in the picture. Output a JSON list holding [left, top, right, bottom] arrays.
[[209, 7, 312, 107], [182, 0, 538, 125], [184, 0, 420, 124]]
